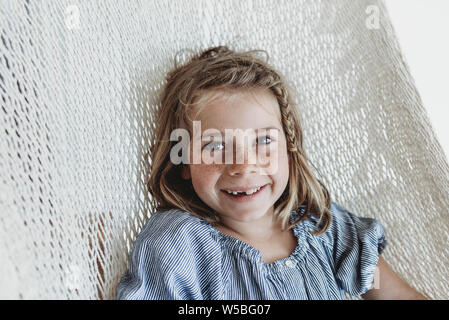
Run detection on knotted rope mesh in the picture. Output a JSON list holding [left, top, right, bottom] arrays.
[[1, 0, 448, 299]]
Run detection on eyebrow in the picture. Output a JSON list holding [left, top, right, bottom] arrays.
[[202, 127, 280, 138]]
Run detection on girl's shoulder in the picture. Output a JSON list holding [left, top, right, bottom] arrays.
[[134, 208, 217, 254], [307, 201, 387, 254], [120, 209, 223, 299], [144, 207, 205, 232], [314, 202, 387, 297]]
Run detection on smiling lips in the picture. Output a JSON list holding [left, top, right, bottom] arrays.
[[222, 185, 263, 195], [220, 184, 268, 200]]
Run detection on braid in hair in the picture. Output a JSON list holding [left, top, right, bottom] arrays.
[[270, 82, 298, 152]]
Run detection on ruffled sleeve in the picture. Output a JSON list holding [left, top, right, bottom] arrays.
[[320, 202, 387, 296], [116, 209, 223, 300]]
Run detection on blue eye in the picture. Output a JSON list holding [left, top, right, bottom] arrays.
[[203, 141, 225, 151], [258, 136, 272, 145], [203, 136, 272, 151]]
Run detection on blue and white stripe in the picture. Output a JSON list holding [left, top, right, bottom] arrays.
[[116, 201, 387, 300]]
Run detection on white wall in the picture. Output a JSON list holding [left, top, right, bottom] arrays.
[[384, 0, 449, 162]]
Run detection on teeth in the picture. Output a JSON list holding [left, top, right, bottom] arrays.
[[225, 186, 262, 195]]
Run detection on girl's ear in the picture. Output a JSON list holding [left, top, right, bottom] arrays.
[[181, 165, 191, 180]]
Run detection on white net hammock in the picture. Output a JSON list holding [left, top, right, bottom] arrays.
[[1, 0, 448, 300]]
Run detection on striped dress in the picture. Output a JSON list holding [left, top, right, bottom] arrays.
[[116, 201, 387, 300]]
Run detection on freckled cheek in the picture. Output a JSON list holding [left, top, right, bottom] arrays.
[[189, 164, 222, 189], [264, 143, 289, 177], [278, 146, 289, 163], [279, 147, 290, 172], [257, 143, 288, 166]]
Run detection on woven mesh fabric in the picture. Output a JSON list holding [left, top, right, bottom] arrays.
[[1, 0, 448, 300]]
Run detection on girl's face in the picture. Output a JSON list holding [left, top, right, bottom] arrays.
[[181, 87, 290, 224]]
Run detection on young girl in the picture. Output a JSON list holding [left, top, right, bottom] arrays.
[[116, 46, 427, 300]]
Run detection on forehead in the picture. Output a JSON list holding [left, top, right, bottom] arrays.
[[190, 87, 282, 130]]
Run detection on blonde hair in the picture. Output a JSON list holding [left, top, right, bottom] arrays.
[[147, 46, 332, 235]]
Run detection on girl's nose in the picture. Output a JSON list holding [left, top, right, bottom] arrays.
[[226, 163, 259, 176], [225, 143, 260, 176]]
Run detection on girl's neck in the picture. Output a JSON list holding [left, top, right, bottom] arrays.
[[216, 208, 284, 243]]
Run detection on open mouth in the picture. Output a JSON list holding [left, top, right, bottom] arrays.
[[220, 184, 268, 201]]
